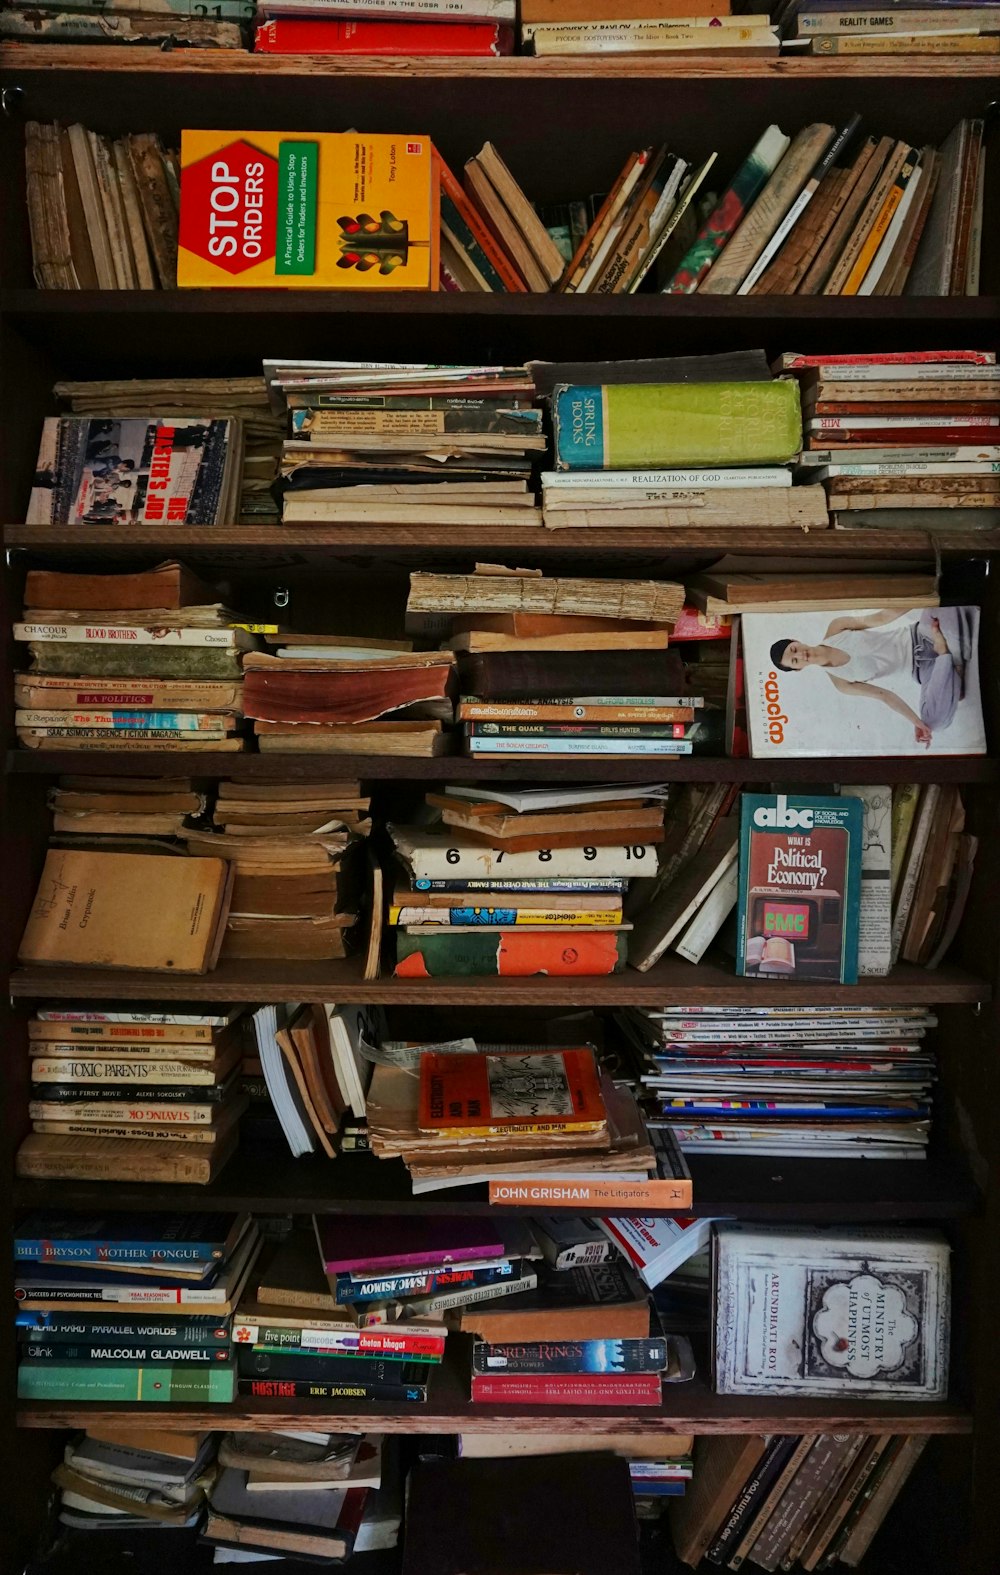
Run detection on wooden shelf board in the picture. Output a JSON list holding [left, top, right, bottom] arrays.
[[14, 1369, 972, 1436], [7, 750, 997, 785], [6, 523, 999, 558], [11, 1135, 980, 1221], [4, 289, 999, 321], [3, 45, 1000, 80], [8, 956, 989, 1005]]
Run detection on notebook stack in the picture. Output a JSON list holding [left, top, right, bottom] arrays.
[[52, 375, 283, 524], [363, 1041, 686, 1202], [49, 1429, 219, 1537], [622, 1005, 937, 1160], [16, 1003, 250, 1186], [781, 349, 1000, 533], [267, 359, 544, 524], [241, 633, 457, 757], [24, 125, 185, 288], [541, 366, 819, 532], [249, 1002, 375, 1158], [660, 116, 983, 299], [44, 775, 208, 849], [14, 562, 250, 752], [205, 1431, 399, 1561], [255, 2, 513, 58], [180, 779, 370, 960], [408, 565, 704, 758], [14, 1212, 260, 1404], [671, 1430, 932, 1569]]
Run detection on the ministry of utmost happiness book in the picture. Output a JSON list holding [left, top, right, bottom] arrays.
[[713, 1224, 951, 1400], [177, 132, 437, 290], [739, 605, 986, 757]]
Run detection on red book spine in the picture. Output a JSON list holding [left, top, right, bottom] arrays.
[[470, 1373, 663, 1406], [356, 1333, 446, 1357], [254, 18, 512, 55], [783, 351, 994, 369], [813, 429, 1000, 448]]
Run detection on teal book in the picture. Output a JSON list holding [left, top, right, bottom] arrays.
[[440, 194, 508, 292], [17, 1358, 237, 1403], [736, 792, 862, 984], [663, 124, 791, 295], [552, 380, 801, 470], [394, 930, 627, 977]]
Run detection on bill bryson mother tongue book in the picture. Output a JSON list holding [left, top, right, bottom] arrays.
[[713, 1223, 950, 1400], [737, 792, 862, 984]]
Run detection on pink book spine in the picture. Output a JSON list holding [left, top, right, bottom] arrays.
[[324, 1244, 502, 1272], [471, 1373, 663, 1405]]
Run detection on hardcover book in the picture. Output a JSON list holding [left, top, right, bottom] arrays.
[[736, 793, 862, 984], [713, 1224, 951, 1399], [178, 131, 437, 290], [740, 605, 985, 757], [552, 380, 801, 469]]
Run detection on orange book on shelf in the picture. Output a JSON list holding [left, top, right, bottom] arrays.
[[417, 1047, 606, 1138]]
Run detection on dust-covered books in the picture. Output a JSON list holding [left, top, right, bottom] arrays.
[[740, 605, 986, 757], [28, 417, 241, 527]]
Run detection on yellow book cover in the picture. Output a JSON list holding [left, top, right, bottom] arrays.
[[177, 131, 438, 290]]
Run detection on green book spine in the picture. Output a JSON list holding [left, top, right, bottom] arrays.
[[17, 1359, 236, 1403], [394, 930, 627, 977], [664, 124, 790, 295], [553, 380, 801, 470], [28, 645, 243, 679]]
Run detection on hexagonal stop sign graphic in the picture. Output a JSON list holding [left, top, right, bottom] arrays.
[[179, 140, 279, 276]]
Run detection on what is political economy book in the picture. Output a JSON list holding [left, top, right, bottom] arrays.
[[737, 793, 863, 984]]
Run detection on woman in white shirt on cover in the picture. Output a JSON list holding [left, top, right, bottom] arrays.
[[769, 607, 970, 749]]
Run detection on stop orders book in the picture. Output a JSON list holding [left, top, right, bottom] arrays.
[[737, 793, 862, 984], [178, 131, 437, 290], [740, 605, 985, 758]]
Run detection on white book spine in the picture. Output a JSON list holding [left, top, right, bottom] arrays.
[[15, 623, 243, 648], [674, 862, 740, 964], [540, 468, 791, 489]]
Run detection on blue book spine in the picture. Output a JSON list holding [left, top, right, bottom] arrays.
[[630, 1480, 686, 1497], [14, 1241, 220, 1266], [412, 877, 624, 893], [553, 384, 604, 468]]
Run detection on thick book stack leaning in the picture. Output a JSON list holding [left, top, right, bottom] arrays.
[[254, 0, 514, 57], [671, 1429, 933, 1569], [7, 2, 247, 47], [387, 785, 668, 976], [364, 1039, 691, 1203], [408, 564, 702, 758], [24, 124, 182, 287], [14, 1212, 261, 1403], [782, 349, 1000, 532], [14, 563, 251, 752], [249, 1002, 375, 1157], [205, 1430, 399, 1560], [542, 357, 820, 533], [52, 375, 283, 524], [16, 1003, 251, 1185], [623, 1003, 938, 1160], [241, 633, 457, 758], [48, 1429, 221, 1540], [782, 2, 1000, 58], [180, 778, 369, 960], [268, 359, 544, 525]]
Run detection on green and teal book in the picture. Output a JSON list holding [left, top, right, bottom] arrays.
[[663, 125, 791, 295], [552, 380, 801, 470], [394, 930, 627, 977], [17, 1359, 237, 1403]]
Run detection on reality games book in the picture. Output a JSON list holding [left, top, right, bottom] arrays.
[[737, 793, 862, 983]]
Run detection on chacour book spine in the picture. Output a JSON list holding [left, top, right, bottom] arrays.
[[14, 624, 247, 648]]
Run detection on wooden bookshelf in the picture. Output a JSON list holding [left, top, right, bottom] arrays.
[[1, 40, 999, 1574]]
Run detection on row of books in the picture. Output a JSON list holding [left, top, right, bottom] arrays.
[[24, 121, 984, 296], [14, 1211, 952, 1404]]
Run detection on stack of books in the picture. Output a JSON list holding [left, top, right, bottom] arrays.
[[48, 1429, 219, 1536], [14, 1212, 261, 1404], [180, 778, 369, 960], [52, 375, 283, 524], [786, 4, 1000, 59], [205, 1431, 399, 1560], [16, 1003, 250, 1186], [364, 1040, 691, 1204], [241, 633, 457, 757], [249, 1002, 375, 1158], [671, 1430, 932, 1569], [42, 775, 208, 846], [623, 1004, 937, 1160], [541, 364, 819, 533], [24, 125, 183, 288], [782, 349, 1000, 532], [457, 1428, 696, 1502], [14, 562, 251, 753], [268, 359, 544, 524], [387, 785, 669, 977], [409, 565, 694, 758], [254, 0, 514, 58], [8, 7, 244, 46]]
